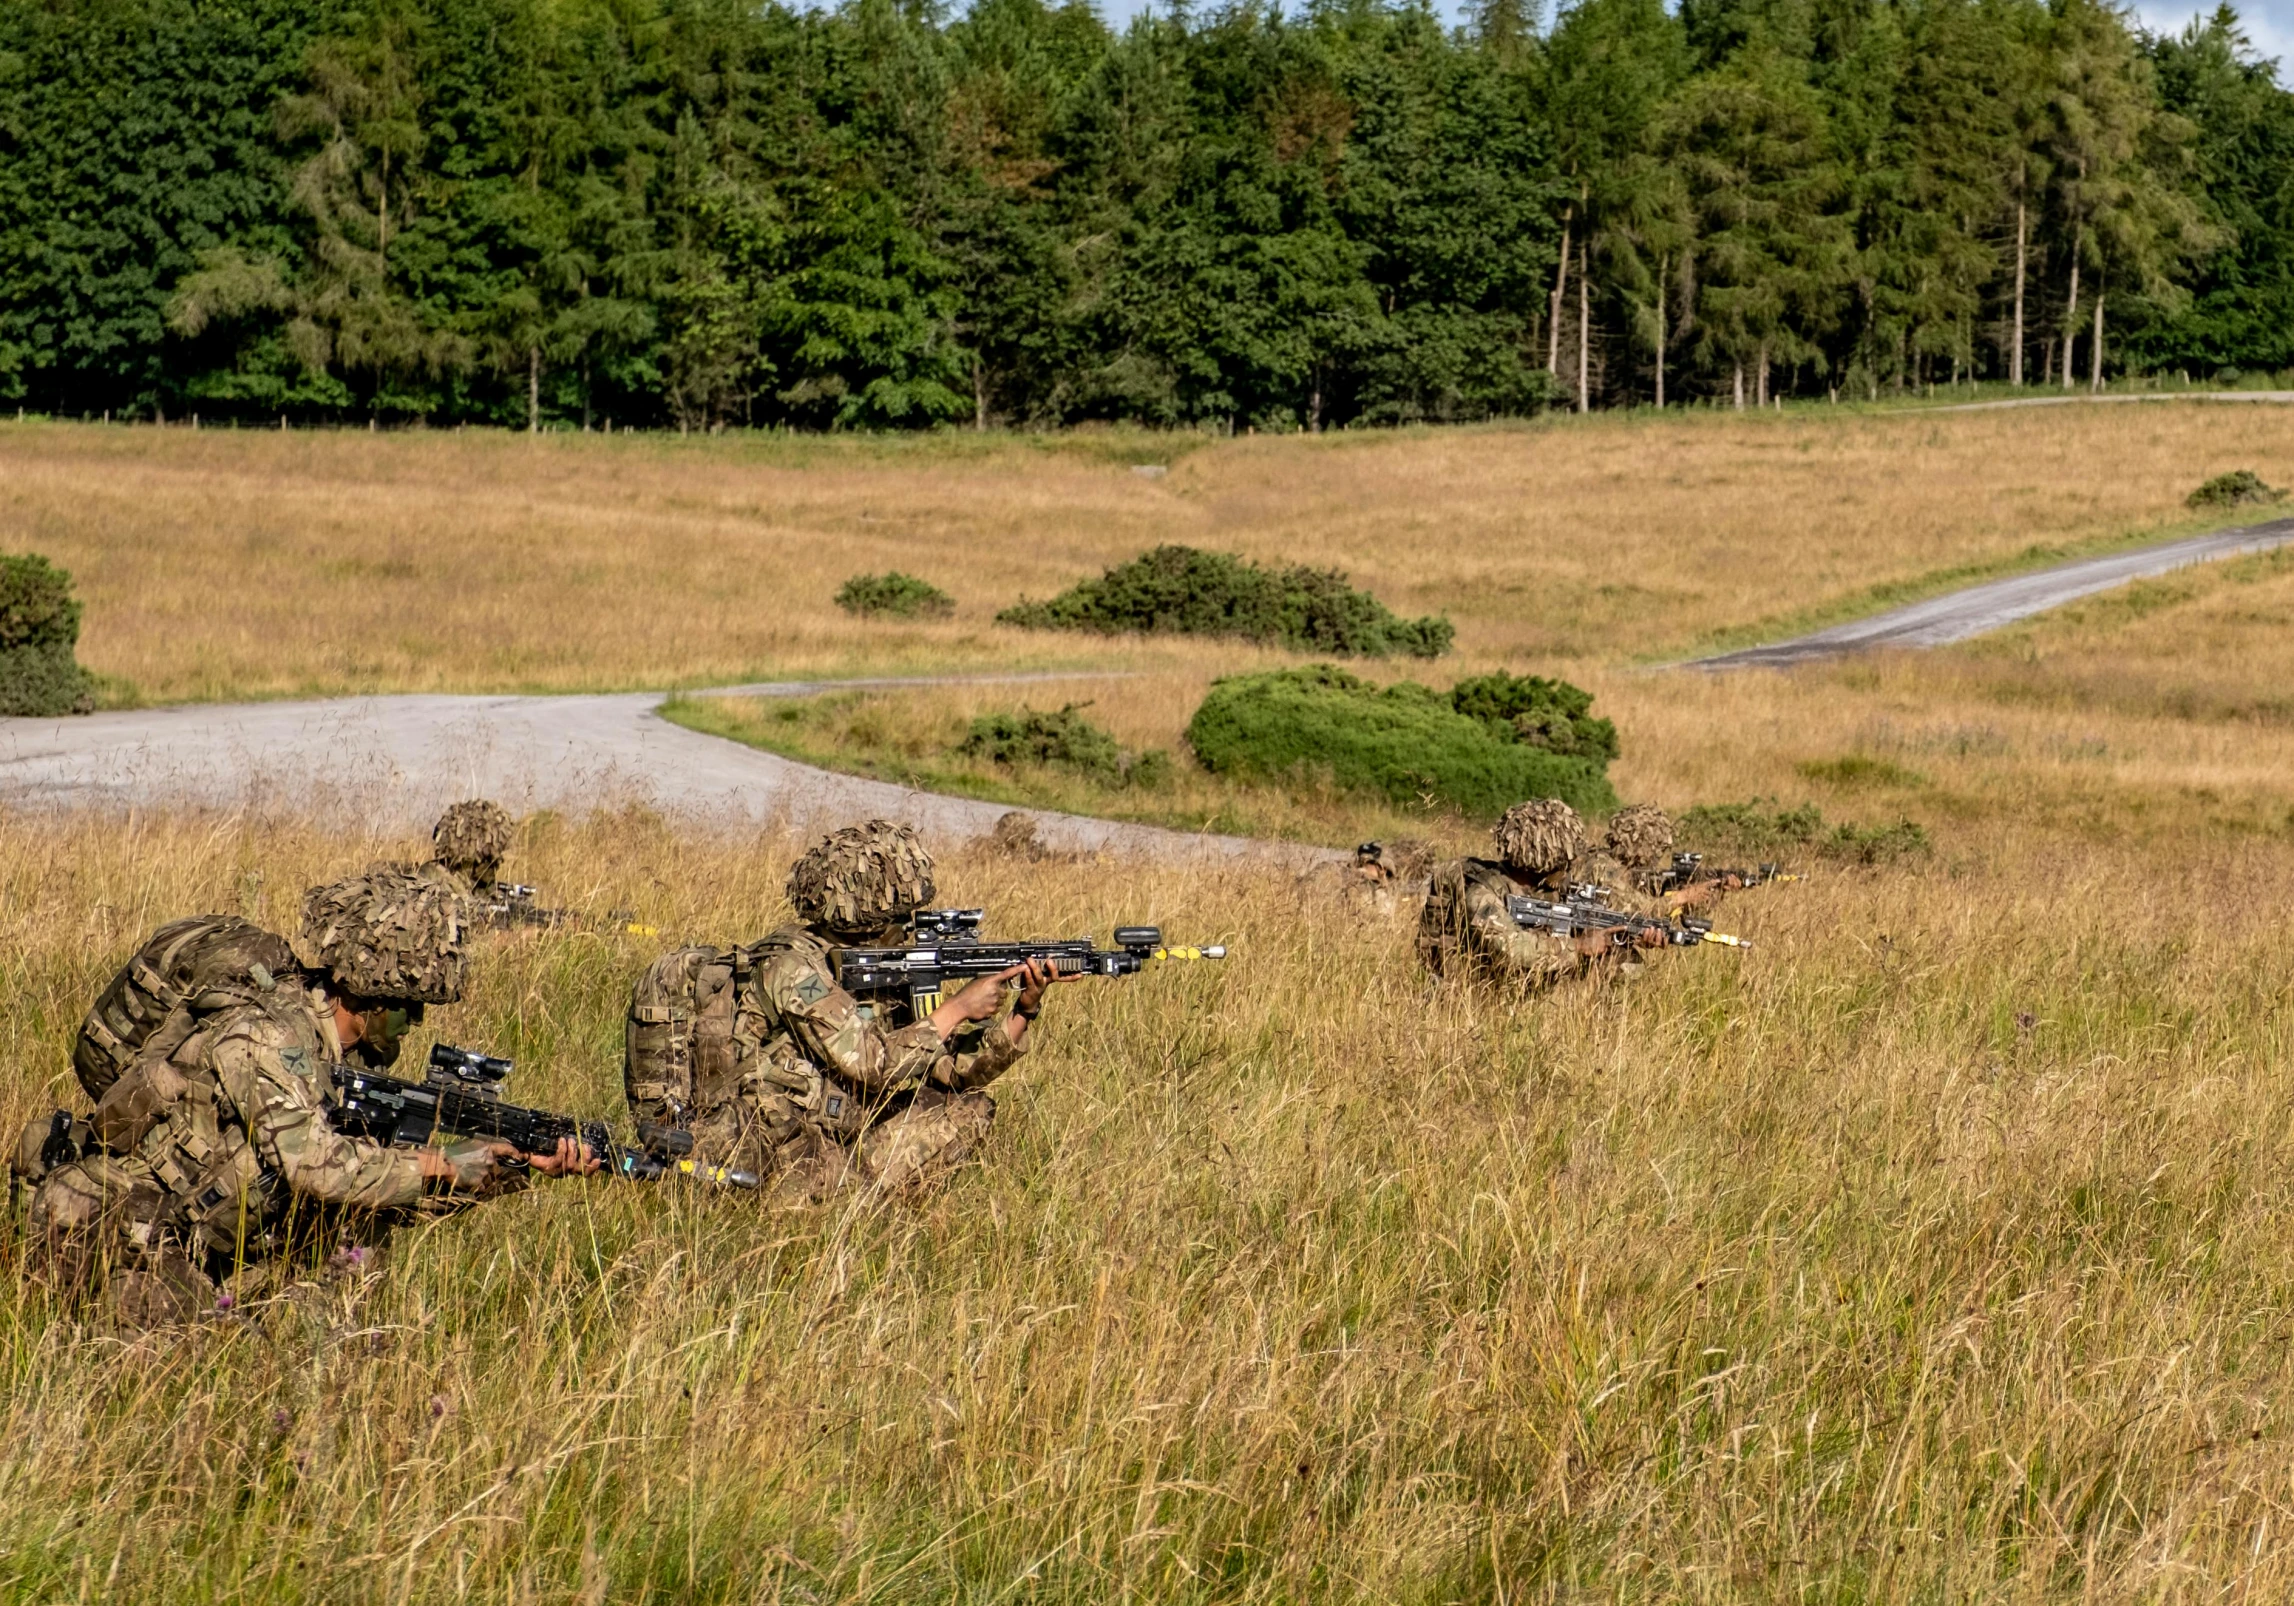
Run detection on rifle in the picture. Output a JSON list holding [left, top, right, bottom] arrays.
[[475, 883, 660, 938], [1653, 853, 1800, 895], [1506, 895, 1750, 950], [332, 1043, 758, 1188], [834, 916, 1226, 1016]]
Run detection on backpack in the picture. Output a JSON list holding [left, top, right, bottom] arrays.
[[73, 916, 299, 1103], [624, 936, 850, 1147]]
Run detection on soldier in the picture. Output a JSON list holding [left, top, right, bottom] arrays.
[[623, 820, 1059, 1204], [427, 799, 645, 933], [1417, 799, 1667, 992], [1603, 803, 1741, 912], [22, 867, 593, 1325]]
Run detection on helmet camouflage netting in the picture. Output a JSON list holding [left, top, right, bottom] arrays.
[[786, 820, 936, 936], [1604, 803, 1675, 870], [298, 867, 469, 1003], [432, 799, 513, 884], [1491, 798, 1585, 875]]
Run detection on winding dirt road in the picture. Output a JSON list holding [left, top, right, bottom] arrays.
[[1691, 516, 2294, 670], [0, 675, 1327, 862]]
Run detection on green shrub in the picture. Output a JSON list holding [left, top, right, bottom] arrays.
[[0, 553, 94, 716], [954, 703, 1171, 788], [835, 571, 955, 618], [1677, 797, 1929, 865], [1184, 665, 1616, 817], [1447, 670, 1620, 761], [2187, 470, 2288, 509], [1795, 754, 1928, 788], [997, 546, 1452, 658]]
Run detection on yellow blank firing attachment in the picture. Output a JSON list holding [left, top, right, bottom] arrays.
[[1700, 931, 1751, 949], [1153, 945, 1227, 961]]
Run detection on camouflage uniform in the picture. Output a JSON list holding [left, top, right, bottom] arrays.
[[432, 800, 513, 892], [1603, 804, 1681, 905], [24, 869, 503, 1324], [1417, 800, 1591, 993], [626, 820, 1023, 1205]]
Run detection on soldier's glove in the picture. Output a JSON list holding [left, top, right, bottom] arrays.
[[428, 1139, 528, 1198]]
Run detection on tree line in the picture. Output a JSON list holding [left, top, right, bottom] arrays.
[[4, 0, 2290, 431]]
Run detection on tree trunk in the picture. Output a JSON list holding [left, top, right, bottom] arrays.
[[2090, 291, 2105, 392], [527, 346, 540, 433], [1733, 362, 1745, 410], [1756, 345, 1769, 407], [974, 353, 987, 431], [2011, 199, 2027, 386], [2061, 251, 2080, 390], [1576, 247, 1590, 414], [1654, 256, 1668, 409], [1548, 212, 1573, 377]]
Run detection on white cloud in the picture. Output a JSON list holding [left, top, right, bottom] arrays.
[[2132, 0, 2294, 68]]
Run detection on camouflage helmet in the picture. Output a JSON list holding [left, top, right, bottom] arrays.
[[432, 799, 512, 885], [297, 867, 468, 1003], [786, 820, 936, 936], [1491, 798, 1585, 875], [1605, 803, 1676, 870]]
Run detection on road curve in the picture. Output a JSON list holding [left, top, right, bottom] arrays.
[[1690, 517, 2294, 670], [0, 674, 1335, 865]]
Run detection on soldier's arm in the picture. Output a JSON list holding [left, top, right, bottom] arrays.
[[210, 1021, 428, 1210], [761, 952, 946, 1094], [936, 1016, 1025, 1093], [1463, 879, 1580, 992]]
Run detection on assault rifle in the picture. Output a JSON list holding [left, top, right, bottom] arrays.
[[835, 916, 1226, 1016], [1506, 895, 1750, 950], [332, 1044, 758, 1188], [1652, 853, 1800, 895], [474, 883, 660, 938]]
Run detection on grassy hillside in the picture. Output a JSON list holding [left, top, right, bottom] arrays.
[[2, 405, 2287, 704]]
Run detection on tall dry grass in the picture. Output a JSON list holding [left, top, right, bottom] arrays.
[[4, 406, 2288, 703], [5, 805, 2294, 1599]]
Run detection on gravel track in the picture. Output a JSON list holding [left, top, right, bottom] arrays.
[[1690, 517, 2294, 670], [0, 675, 1334, 865]]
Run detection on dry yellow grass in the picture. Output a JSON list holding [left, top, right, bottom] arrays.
[[4, 800, 2294, 1598], [4, 405, 2288, 702]]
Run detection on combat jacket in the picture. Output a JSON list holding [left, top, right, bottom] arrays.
[[95, 981, 429, 1257], [730, 925, 1026, 1143]]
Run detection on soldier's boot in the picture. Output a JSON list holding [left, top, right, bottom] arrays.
[[855, 1090, 996, 1198]]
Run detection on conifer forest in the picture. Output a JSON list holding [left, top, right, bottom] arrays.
[[5, 0, 2291, 431]]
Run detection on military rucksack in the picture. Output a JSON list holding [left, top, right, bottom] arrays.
[[73, 915, 299, 1103], [623, 935, 854, 1153]]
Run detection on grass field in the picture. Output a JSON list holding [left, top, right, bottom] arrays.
[[7, 408, 2294, 1597], [4, 405, 2288, 703]]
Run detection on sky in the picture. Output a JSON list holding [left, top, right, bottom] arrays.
[[1091, 0, 2294, 69]]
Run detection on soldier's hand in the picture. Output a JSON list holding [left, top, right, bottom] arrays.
[[1573, 932, 1615, 958], [1635, 924, 1670, 949], [1668, 882, 1719, 911], [418, 1140, 524, 1192], [930, 966, 1024, 1035], [527, 1136, 600, 1178], [1013, 957, 1062, 1018]]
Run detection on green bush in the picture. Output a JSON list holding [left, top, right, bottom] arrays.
[[1447, 670, 1620, 761], [954, 703, 1171, 787], [997, 546, 1452, 659], [0, 553, 94, 716], [1677, 797, 1930, 865], [1184, 665, 1616, 818], [835, 571, 955, 618], [2187, 470, 2288, 509]]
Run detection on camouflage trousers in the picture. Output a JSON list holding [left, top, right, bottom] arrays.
[[764, 1089, 997, 1206], [26, 1155, 223, 1326]]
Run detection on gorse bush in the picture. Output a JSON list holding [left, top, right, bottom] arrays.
[[955, 704, 1170, 789], [998, 547, 1453, 659], [835, 572, 955, 618], [1185, 665, 1617, 818], [2186, 470, 2288, 509], [1447, 670, 1620, 761], [0, 552, 94, 716], [1679, 798, 1931, 864]]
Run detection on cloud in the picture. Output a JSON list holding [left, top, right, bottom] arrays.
[[2132, 0, 2294, 67]]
